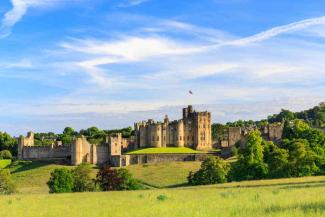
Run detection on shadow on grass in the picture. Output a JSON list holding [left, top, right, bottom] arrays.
[[265, 202, 325, 214], [9, 160, 58, 174]]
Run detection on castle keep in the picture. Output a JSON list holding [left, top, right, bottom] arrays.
[[134, 105, 212, 150]]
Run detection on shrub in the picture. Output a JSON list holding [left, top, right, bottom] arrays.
[[96, 166, 142, 191], [0, 169, 16, 194], [188, 156, 230, 185], [72, 163, 95, 192], [47, 168, 74, 193], [0, 150, 12, 160]]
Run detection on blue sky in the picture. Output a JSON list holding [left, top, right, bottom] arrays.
[[0, 0, 324, 135]]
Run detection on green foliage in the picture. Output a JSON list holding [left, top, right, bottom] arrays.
[[188, 156, 230, 185], [96, 166, 142, 191], [0, 169, 16, 195], [72, 163, 95, 192], [263, 141, 289, 178], [0, 132, 17, 156], [0, 150, 12, 159], [156, 195, 168, 201], [231, 130, 268, 181], [47, 168, 74, 193], [283, 139, 319, 177]]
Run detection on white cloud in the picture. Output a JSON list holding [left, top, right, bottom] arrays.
[[118, 0, 150, 8], [220, 16, 325, 46]]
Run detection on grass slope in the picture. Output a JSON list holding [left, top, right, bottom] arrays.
[[0, 159, 11, 168], [127, 161, 201, 188], [9, 161, 201, 193], [1, 176, 325, 217], [9, 161, 73, 194], [126, 147, 202, 154]]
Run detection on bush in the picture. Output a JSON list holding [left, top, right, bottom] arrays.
[[0, 150, 12, 160], [188, 156, 230, 185], [47, 168, 74, 193], [96, 166, 142, 191], [72, 163, 95, 192], [0, 169, 16, 194]]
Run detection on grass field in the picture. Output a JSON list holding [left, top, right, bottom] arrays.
[[127, 161, 201, 188], [8, 160, 201, 193], [1, 176, 325, 217], [9, 161, 73, 194], [0, 159, 11, 168], [126, 147, 202, 154]]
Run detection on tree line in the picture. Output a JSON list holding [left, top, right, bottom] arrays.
[[189, 119, 325, 185]]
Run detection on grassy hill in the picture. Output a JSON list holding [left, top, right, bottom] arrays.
[[1, 176, 325, 217], [7, 160, 202, 193]]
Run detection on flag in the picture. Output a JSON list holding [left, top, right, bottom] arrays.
[[189, 90, 193, 95]]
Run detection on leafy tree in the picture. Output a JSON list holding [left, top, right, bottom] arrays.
[[0, 169, 16, 195], [47, 168, 74, 193], [263, 141, 289, 178], [230, 130, 268, 181], [63, 127, 76, 135], [0, 132, 17, 156], [96, 166, 142, 191], [72, 163, 95, 192], [116, 168, 142, 190], [0, 150, 12, 160], [188, 156, 230, 185], [283, 139, 319, 177]]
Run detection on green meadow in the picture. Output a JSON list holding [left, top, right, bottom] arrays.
[[1, 176, 325, 217], [1, 160, 325, 217]]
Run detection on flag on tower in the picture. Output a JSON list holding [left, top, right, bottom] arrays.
[[189, 90, 193, 95]]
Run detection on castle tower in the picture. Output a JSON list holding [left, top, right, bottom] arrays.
[[71, 137, 83, 165]]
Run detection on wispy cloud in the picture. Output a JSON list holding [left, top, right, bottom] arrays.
[[118, 0, 150, 8], [221, 16, 325, 46], [0, 0, 83, 38]]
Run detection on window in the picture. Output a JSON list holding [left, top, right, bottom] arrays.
[[157, 136, 159, 141], [180, 136, 182, 140], [152, 136, 155, 142]]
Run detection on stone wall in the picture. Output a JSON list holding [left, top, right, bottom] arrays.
[[228, 127, 242, 147], [110, 153, 215, 167], [21, 146, 70, 159]]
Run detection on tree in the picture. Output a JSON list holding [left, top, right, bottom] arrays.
[[230, 130, 268, 181], [285, 139, 319, 177], [47, 168, 74, 193], [0, 132, 17, 156], [116, 168, 142, 190], [0, 150, 12, 159], [188, 157, 230, 185], [63, 127, 75, 135], [0, 169, 16, 194], [72, 164, 95, 192], [95, 166, 142, 191], [263, 141, 289, 178]]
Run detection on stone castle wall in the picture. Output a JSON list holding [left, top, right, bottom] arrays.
[[110, 153, 215, 167], [21, 146, 70, 159]]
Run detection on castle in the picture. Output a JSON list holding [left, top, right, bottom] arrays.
[[134, 105, 212, 150], [17, 105, 284, 166], [18, 105, 213, 166]]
